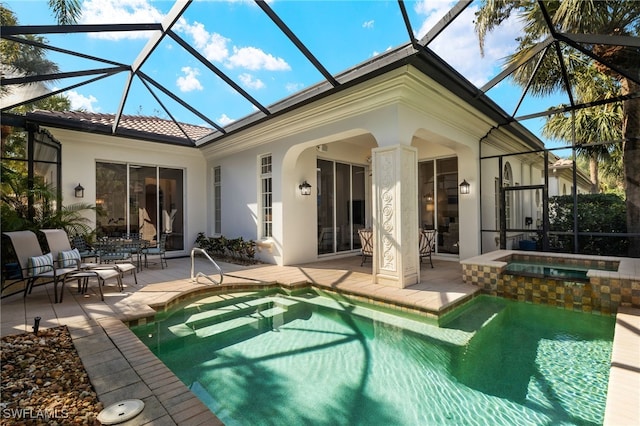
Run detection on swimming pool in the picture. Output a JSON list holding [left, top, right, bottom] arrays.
[[131, 290, 614, 425]]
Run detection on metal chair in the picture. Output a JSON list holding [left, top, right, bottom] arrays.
[[3, 231, 77, 303], [357, 228, 373, 266], [142, 233, 168, 269], [419, 229, 437, 268]]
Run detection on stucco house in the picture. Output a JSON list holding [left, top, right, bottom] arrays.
[[6, 43, 590, 289]]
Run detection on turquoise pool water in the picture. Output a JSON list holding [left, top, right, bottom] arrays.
[[131, 292, 614, 425]]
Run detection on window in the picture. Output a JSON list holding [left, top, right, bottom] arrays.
[[259, 154, 272, 238], [503, 162, 513, 229], [213, 166, 221, 234]]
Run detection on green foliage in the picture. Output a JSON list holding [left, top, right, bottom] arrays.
[[195, 232, 257, 263], [549, 193, 628, 255]]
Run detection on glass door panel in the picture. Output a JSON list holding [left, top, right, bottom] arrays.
[[437, 157, 459, 254], [317, 160, 366, 255], [336, 162, 351, 251], [129, 166, 157, 242], [159, 167, 184, 250], [96, 162, 127, 236], [352, 165, 365, 250], [317, 159, 335, 254]]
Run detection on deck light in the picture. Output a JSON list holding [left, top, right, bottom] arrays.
[[459, 179, 470, 195], [299, 180, 312, 196], [74, 183, 85, 198]]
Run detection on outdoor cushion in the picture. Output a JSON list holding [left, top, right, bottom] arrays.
[[59, 248, 81, 268], [28, 253, 54, 276]]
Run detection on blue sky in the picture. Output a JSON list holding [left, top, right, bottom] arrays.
[[4, 0, 571, 149]]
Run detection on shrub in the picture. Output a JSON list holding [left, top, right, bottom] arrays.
[[548, 193, 627, 256], [194, 233, 257, 264]]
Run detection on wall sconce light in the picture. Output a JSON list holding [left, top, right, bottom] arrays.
[[74, 183, 85, 198], [459, 179, 470, 195], [299, 180, 312, 196]]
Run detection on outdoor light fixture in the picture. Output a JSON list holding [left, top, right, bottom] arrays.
[[299, 180, 312, 196], [74, 183, 85, 198], [459, 179, 470, 195]]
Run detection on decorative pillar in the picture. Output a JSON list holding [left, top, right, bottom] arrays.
[[371, 144, 419, 288]]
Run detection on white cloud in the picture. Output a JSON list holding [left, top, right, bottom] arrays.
[[174, 17, 290, 73], [363, 20, 374, 29], [176, 19, 230, 63], [372, 46, 393, 57], [226, 47, 290, 71], [412, 0, 521, 87], [176, 67, 203, 92], [218, 113, 235, 125], [65, 90, 99, 112], [81, 0, 164, 40], [238, 73, 265, 90], [285, 82, 303, 92]]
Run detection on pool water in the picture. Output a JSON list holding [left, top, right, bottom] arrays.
[[505, 261, 591, 280], [131, 292, 614, 425]]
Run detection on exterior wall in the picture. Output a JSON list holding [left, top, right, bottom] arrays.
[[199, 66, 543, 266], [45, 127, 207, 257]]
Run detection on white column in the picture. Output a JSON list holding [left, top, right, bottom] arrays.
[[371, 144, 419, 288]]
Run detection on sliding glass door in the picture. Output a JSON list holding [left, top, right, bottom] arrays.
[[96, 162, 184, 250], [317, 159, 365, 255], [418, 157, 459, 254]]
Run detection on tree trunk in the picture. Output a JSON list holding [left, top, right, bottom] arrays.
[[622, 79, 640, 257], [589, 154, 599, 194]]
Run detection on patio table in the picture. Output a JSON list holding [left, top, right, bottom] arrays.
[[95, 237, 150, 271]]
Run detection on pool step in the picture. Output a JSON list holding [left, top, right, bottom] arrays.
[[196, 306, 288, 339], [164, 296, 306, 345]]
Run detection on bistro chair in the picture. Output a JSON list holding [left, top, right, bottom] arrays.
[[419, 229, 437, 268], [94, 238, 138, 284], [357, 228, 373, 266], [142, 233, 168, 269]]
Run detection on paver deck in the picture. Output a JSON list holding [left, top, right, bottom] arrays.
[[1, 254, 638, 425]]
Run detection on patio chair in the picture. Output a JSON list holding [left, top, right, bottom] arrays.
[[71, 235, 98, 262], [419, 229, 437, 268], [142, 233, 168, 269], [40, 229, 125, 300], [2, 230, 77, 303], [41, 229, 98, 269], [43, 229, 137, 285], [357, 228, 373, 266], [93, 239, 138, 284]]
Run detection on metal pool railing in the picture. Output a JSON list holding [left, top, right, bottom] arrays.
[[190, 248, 224, 285]]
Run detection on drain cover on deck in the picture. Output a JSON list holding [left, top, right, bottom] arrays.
[[97, 399, 145, 425]]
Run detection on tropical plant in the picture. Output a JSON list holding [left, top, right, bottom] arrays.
[[1, 175, 98, 236], [475, 0, 640, 256], [542, 64, 623, 193]]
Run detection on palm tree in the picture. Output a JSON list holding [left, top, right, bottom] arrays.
[[542, 64, 623, 194], [475, 0, 640, 256]]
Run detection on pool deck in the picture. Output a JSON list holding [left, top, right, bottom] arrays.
[[1, 255, 638, 425]]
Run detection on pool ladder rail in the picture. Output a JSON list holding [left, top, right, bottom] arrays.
[[190, 248, 224, 285]]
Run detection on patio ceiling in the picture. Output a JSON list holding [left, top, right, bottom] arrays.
[[1, 0, 639, 147]]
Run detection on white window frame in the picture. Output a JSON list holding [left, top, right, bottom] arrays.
[[259, 154, 273, 239], [213, 166, 221, 235]]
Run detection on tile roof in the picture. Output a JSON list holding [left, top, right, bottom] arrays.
[[26, 110, 213, 147]]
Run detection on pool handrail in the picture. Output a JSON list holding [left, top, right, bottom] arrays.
[[190, 247, 224, 285]]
